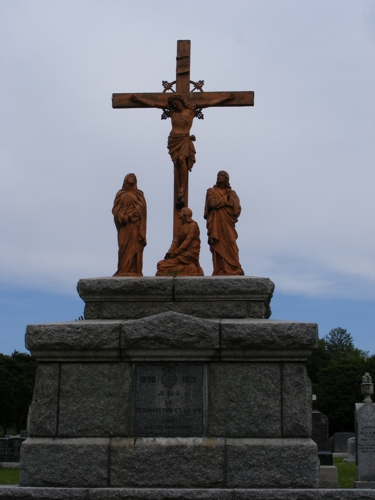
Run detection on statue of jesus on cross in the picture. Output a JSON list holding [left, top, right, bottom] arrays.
[[130, 91, 235, 208], [112, 40, 254, 239]]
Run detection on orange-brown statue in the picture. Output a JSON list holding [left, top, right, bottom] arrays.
[[131, 93, 234, 208], [156, 207, 204, 276], [204, 171, 244, 276], [112, 173, 147, 276]]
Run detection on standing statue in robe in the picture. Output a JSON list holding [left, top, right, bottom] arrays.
[[131, 93, 234, 208], [204, 171, 244, 276], [112, 173, 147, 276], [156, 207, 204, 276]]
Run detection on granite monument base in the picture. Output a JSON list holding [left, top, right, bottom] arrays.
[[2, 487, 375, 499], [19, 277, 323, 491]]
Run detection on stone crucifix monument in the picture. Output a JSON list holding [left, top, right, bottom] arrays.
[[112, 40, 253, 239], [9, 40, 368, 500]]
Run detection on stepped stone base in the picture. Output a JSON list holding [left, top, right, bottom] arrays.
[[21, 277, 320, 491], [2, 487, 375, 499]]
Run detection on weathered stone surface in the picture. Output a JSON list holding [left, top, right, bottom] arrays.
[[99, 300, 250, 319], [58, 363, 131, 437], [0, 487, 87, 499], [331, 431, 355, 453], [356, 403, 375, 482], [19, 438, 110, 487], [2, 489, 375, 500], [355, 482, 375, 489], [121, 312, 219, 349], [174, 276, 274, 299], [208, 363, 281, 437], [133, 363, 204, 436], [109, 437, 225, 487], [28, 364, 59, 436], [319, 465, 338, 488], [312, 410, 330, 450], [78, 276, 274, 320], [234, 490, 375, 499], [225, 438, 319, 488], [26, 321, 122, 358], [283, 363, 312, 437], [89, 489, 232, 500], [78, 277, 173, 301], [221, 319, 318, 350]]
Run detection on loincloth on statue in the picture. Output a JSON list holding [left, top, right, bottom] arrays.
[[167, 133, 196, 171]]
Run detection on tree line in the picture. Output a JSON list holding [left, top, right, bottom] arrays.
[[0, 327, 373, 437], [308, 327, 375, 435], [0, 351, 36, 436]]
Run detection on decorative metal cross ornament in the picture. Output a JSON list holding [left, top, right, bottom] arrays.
[[112, 40, 254, 238]]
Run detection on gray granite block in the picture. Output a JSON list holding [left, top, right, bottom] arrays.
[[19, 438, 110, 487], [0, 487, 87, 499], [89, 489, 232, 500], [58, 363, 131, 437], [3, 489, 375, 500], [173, 276, 274, 300], [109, 437, 225, 487], [221, 319, 318, 350], [226, 438, 320, 488], [121, 312, 219, 349], [100, 301, 174, 319], [99, 300, 250, 320], [355, 482, 375, 489], [28, 364, 59, 436], [234, 490, 375, 499], [170, 301, 249, 319], [26, 321, 122, 359], [78, 277, 173, 301], [208, 363, 281, 437], [79, 276, 274, 320], [282, 363, 312, 437]]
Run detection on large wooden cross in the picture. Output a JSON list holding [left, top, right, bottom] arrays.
[[112, 40, 254, 238]]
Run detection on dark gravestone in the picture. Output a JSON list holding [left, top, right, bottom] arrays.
[[311, 410, 329, 450], [0, 439, 6, 461], [0, 436, 26, 462], [311, 410, 333, 465], [332, 432, 355, 453], [134, 363, 204, 436]]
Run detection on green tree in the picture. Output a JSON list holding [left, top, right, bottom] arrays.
[[307, 327, 369, 435], [0, 351, 37, 435]]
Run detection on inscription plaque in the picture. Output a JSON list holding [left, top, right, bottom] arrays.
[[134, 363, 204, 436]]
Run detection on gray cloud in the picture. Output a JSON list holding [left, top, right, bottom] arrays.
[[1, 0, 374, 300]]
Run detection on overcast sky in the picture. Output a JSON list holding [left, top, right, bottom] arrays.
[[1, 1, 374, 354]]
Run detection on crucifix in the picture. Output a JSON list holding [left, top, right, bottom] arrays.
[[112, 40, 254, 239]]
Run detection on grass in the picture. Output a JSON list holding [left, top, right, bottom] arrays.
[[0, 467, 20, 485], [334, 457, 356, 488]]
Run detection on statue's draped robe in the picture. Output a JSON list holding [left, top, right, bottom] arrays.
[[157, 221, 204, 276], [112, 188, 147, 276], [167, 133, 196, 172], [204, 185, 244, 276]]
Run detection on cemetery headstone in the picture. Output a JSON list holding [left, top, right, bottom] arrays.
[[312, 409, 333, 465], [331, 432, 355, 453], [344, 437, 356, 463], [355, 373, 375, 489]]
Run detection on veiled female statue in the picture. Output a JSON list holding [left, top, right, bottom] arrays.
[[112, 173, 147, 276]]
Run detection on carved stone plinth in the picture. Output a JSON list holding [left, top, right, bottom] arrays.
[[18, 276, 322, 491]]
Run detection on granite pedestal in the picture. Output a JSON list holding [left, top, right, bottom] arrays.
[[16, 277, 326, 496]]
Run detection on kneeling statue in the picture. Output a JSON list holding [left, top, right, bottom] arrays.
[[156, 207, 204, 276]]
